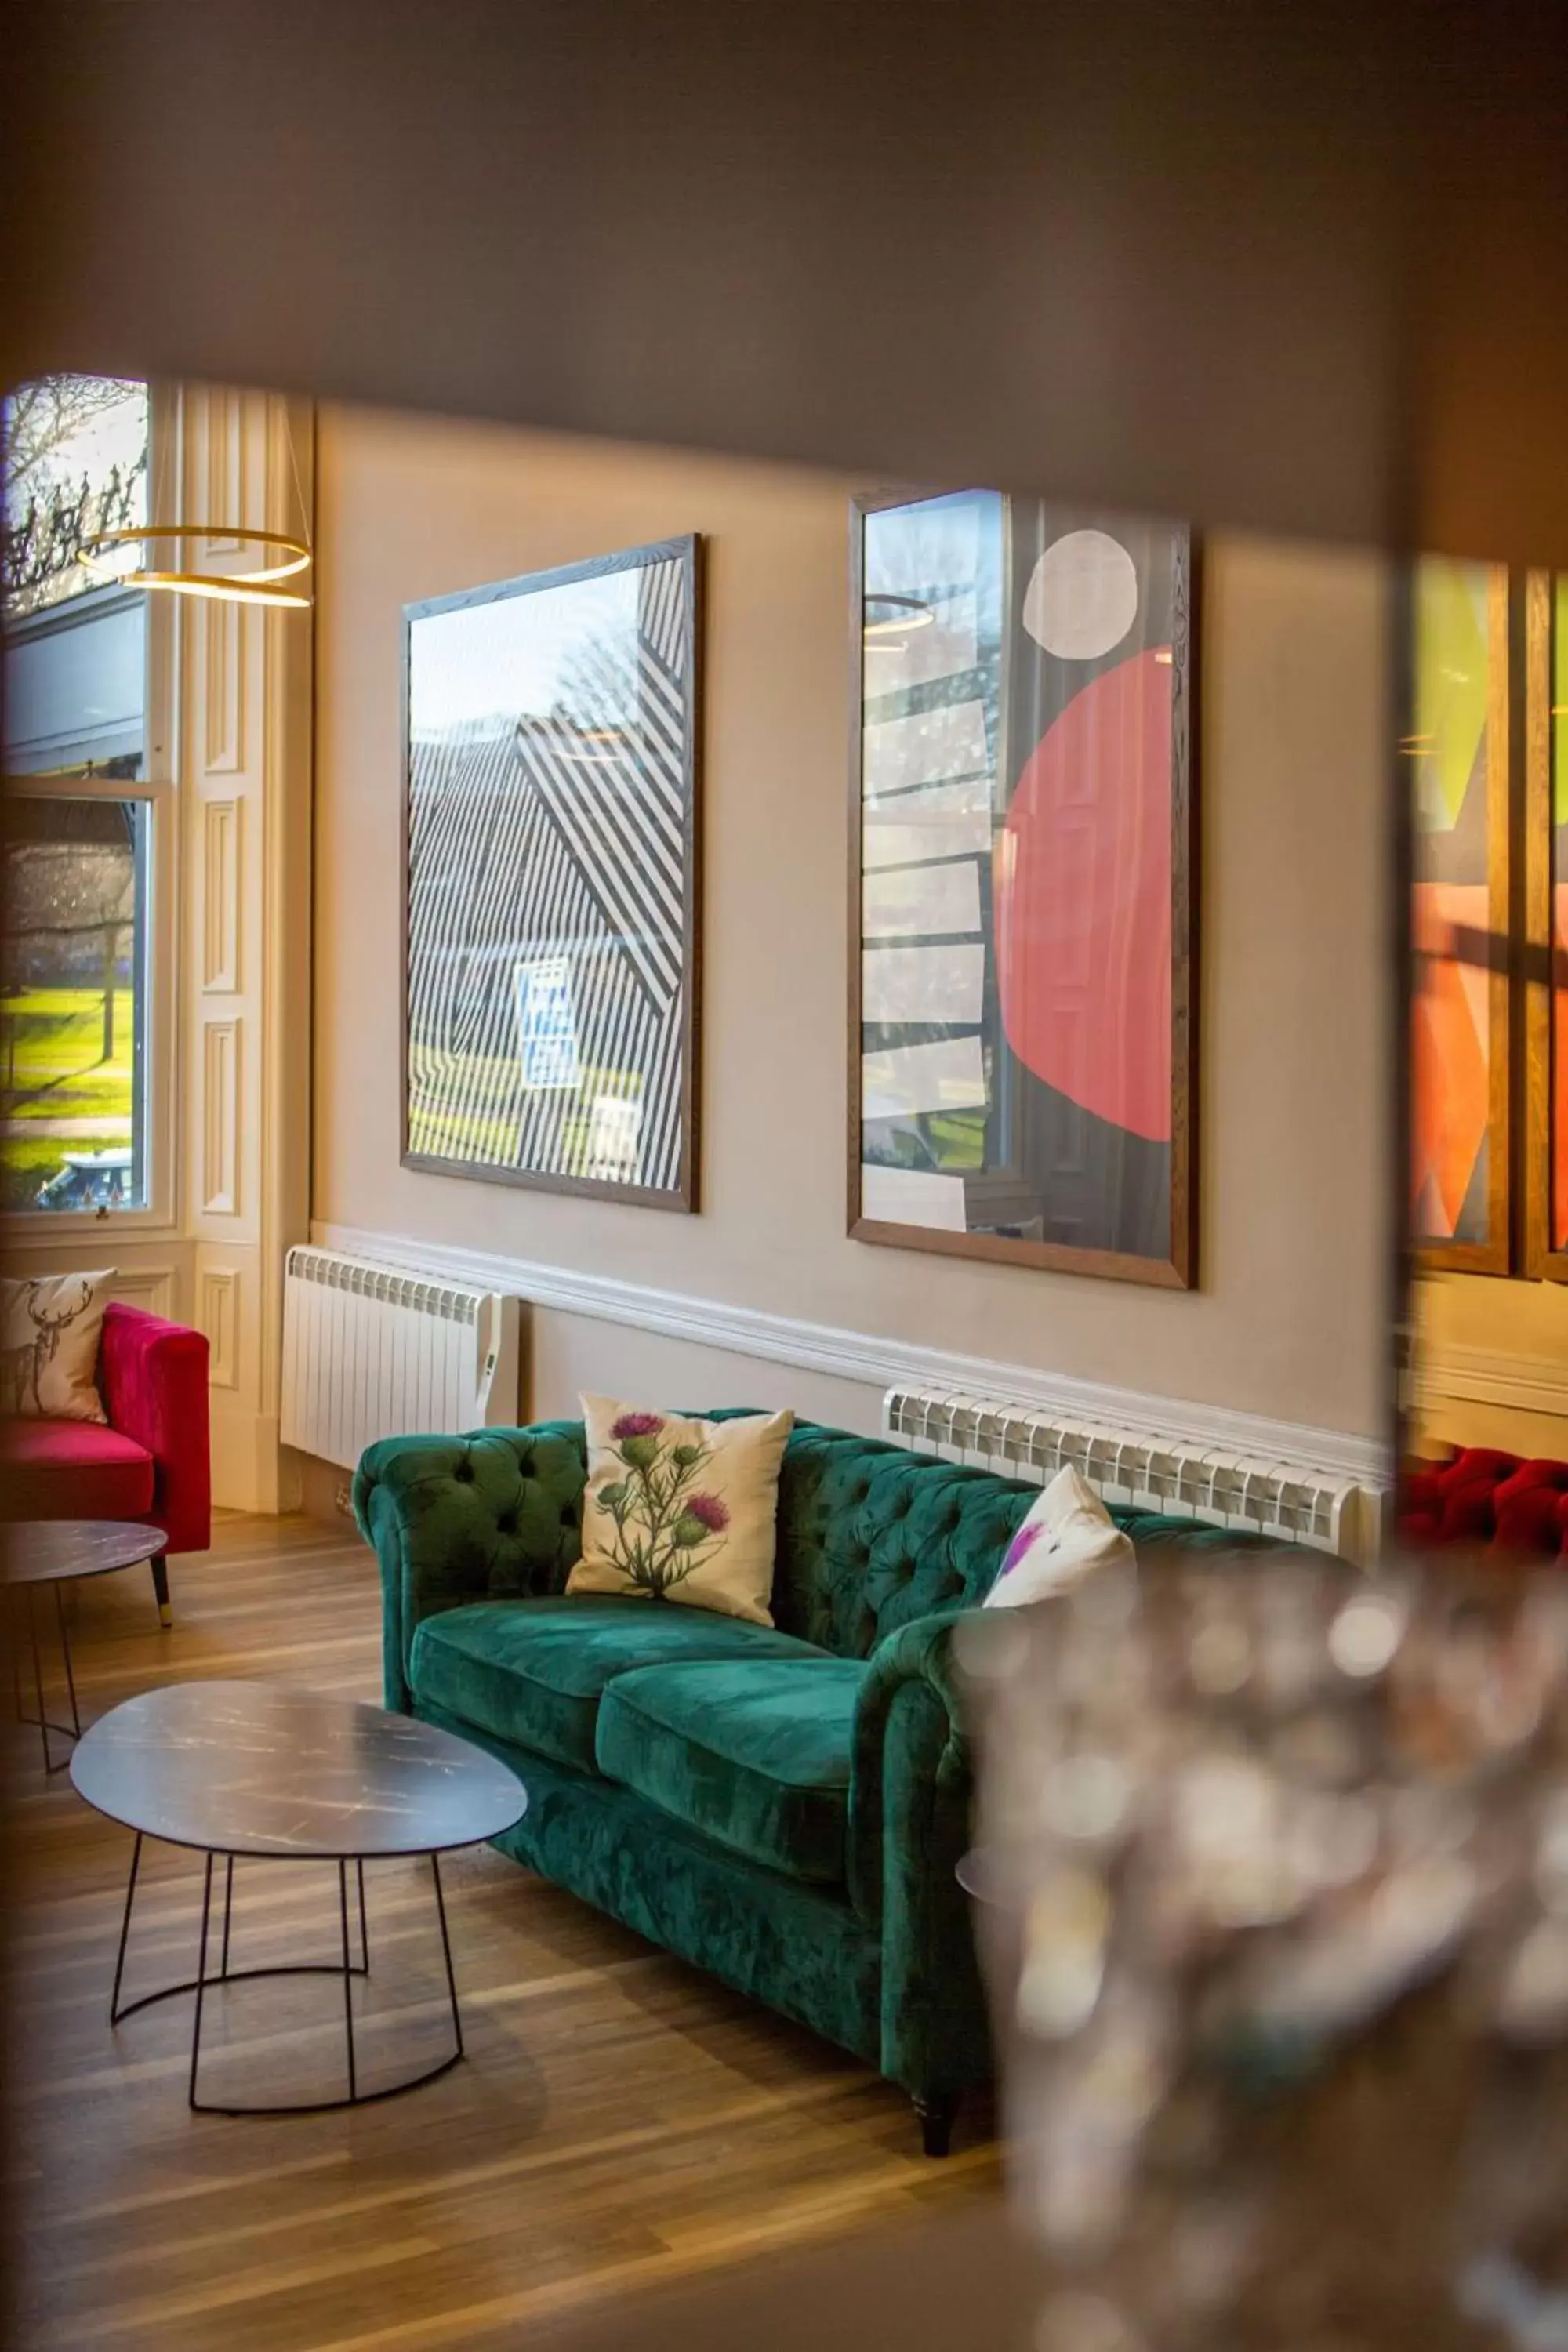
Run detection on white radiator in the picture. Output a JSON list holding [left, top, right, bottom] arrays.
[[883, 1386, 1384, 1562], [281, 1247, 521, 1470]]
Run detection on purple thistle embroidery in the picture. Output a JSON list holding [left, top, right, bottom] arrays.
[[684, 1493, 730, 1534], [997, 1521, 1042, 1579], [610, 1410, 665, 1442]]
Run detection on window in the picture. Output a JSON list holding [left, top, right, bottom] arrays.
[[3, 375, 162, 1218], [0, 795, 150, 1212], [3, 376, 149, 622]]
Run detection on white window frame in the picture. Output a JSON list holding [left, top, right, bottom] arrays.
[[3, 383, 181, 1239]]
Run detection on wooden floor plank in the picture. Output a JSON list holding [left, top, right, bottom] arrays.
[[11, 1510, 999, 2349]]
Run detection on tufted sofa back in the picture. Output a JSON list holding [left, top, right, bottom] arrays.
[[772, 1425, 1031, 1651], [1400, 1447, 1568, 1564], [768, 1422, 1291, 1655], [354, 1411, 1316, 1668]]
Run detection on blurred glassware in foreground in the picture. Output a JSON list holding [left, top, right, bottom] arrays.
[[959, 1552, 1568, 2350]]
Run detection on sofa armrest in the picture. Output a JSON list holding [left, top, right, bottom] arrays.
[[98, 1303, 211, 1554], [353, 1422, 586, 1712], [851, 1606, 989, 2102]]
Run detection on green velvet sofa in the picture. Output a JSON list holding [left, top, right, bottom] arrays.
[[355, 1412, 1290, 2154]]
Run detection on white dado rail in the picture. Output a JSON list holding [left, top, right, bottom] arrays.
[[310, 1221, 1390, 1496], [1411, 1346, 1568, 1424]]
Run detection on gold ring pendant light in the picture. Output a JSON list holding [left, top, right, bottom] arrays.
[[78, 521, 313, 609]]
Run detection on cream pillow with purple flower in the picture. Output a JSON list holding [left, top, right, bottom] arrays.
[[983, 1465, 1134, 1609], [568, 1396, 795, 1626]]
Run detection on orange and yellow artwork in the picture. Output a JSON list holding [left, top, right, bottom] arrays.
[[1555, 575, 1568, 1251], [1410, 559, 1501, 1251]]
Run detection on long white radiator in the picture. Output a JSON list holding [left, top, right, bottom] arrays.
[[883, 1386, 1385, 1562], [281, 1247, 521, 1470]]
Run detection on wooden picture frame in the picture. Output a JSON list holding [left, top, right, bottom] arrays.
[[401, 535, 702, 1210], [1411, 562, 1512, 1276], [1525, 568, 1568, 1281], [847, 488, 1197, 1288]]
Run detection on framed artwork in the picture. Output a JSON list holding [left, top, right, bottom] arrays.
[[401, 536, 702, 1209], [848, 489, 1196, 1287], [1409, 558, 1511, 1273], [1526, 570, 1568, 1280]]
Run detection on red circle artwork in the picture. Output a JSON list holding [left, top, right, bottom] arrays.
[[994, 646, 1172, 1143]]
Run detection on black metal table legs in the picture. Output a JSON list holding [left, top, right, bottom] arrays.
[[11, 1556, 170, 1771], [11, 1582, 82, 1773], [108, 1838, 466, 2112]]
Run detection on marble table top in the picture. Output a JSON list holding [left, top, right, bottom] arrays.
[[5, 1519, 169, 1585], [70, 1680, 527, 1859]]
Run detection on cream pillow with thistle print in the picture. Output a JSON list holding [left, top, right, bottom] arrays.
[[568, 1397, 795, 1627]]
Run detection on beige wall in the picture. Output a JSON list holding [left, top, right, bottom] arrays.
[[1415, 1273, 1568, 1459], [313, 405, 1392, 1442]]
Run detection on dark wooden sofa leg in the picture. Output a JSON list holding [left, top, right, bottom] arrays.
[[151, 1556, 172, 1629], [913, 2092, 957, 2158]]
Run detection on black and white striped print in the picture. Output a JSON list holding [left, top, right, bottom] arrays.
[[405, 549, 694, 1196]]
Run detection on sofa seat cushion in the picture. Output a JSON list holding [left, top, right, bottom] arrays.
[[594, 1657, 866, 1886], [408, 1595, 832, 1773], [0, 1417, 155, 1520]]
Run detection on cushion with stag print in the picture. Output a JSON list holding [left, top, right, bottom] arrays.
[[567, 1396, 795, 1626], [1, 1269, 114, 1424]]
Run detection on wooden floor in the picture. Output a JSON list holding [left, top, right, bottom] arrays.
[[8, 1514, 999, 2351]]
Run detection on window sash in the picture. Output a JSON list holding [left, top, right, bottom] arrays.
[[4, 383, 178, 1230]]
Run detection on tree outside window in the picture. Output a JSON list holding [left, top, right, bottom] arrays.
[[3, 376, 149, 622], [3, 375, 154, 1214]]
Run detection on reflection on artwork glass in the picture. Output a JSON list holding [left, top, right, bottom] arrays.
[[856, 492, 1189, 1273], [1409, 557, 1497, 1250], [404, 539, 698, 1203]]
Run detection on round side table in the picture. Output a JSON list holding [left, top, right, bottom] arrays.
[[6, 1520, 170, 1772], [71, 1678, 528, 2114]]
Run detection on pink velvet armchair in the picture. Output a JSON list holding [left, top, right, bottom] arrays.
[[2, 1303, 211, 1622]]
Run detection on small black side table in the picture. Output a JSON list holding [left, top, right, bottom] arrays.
[[6, 1520, 170, 1772], [71, 1679, 528, 2114]]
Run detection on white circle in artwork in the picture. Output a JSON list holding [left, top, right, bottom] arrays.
[[1022, 528, 1139, 660]]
